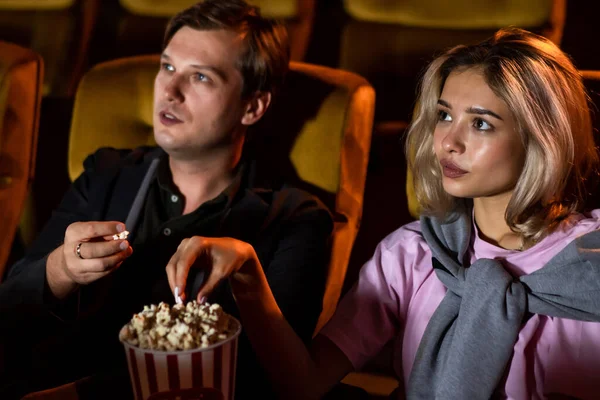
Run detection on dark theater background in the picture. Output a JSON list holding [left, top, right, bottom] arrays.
[[1, 1, 599, 397]]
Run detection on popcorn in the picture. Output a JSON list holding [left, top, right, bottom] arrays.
[[119, 301, 237, 351], [113, 230, 130, 240]]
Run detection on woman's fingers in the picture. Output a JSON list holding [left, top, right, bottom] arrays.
[[195, 240, 255, 301], [165, 253, 178, 298], [166, 238, 191, 301], [167, 236, 257, 302], [167, 237, 221, 301], [195, 270, 225, 302], [174, 237, 207, 299]]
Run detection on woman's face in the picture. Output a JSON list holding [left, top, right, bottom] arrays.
[[433, 68, 525, 201]]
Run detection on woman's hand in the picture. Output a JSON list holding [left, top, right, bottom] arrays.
[[165, 236, 261, 303], [166, 235, 350, 400]]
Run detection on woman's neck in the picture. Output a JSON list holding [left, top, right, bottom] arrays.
[[473, 193, 523, 250]]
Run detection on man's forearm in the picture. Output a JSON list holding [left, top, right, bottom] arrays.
[[0, 255, 55, 309]]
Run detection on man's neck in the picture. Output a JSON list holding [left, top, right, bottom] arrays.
[[169, 150, 241, 215], [473, 193, 522, 250]]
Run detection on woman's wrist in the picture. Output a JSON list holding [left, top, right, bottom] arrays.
[[229, 252, 270, 301]]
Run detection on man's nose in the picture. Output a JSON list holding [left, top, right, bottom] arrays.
[[164, 76, 184, 103]]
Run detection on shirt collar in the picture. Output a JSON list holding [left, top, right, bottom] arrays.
[[155, 153, 248, 209]]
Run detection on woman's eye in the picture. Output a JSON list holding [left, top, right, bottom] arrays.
[[473, 118, 492, 131], [438, 110, 452, 122], [194, 73, 208, 82]]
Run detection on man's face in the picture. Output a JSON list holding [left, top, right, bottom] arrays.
[[153, 27, 250, 160]]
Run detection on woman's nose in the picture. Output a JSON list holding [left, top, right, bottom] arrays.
[[441, 127, 466, 154]]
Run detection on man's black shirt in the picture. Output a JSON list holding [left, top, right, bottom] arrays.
[[0, 147, 333, 399]]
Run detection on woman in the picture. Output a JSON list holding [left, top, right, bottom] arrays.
[[167, 28, 600, 399]]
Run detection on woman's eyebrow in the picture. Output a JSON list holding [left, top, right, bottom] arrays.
[[437, 99, 451, 108], [437, 99, 503, 120], [466, 106, 503, 121]]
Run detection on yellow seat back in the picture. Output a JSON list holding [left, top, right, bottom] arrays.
[[0, 0, 98, 97], [115, 0, 314, 62], [120, 0, 298, 19], [340, 0, 564, 122], [69, 56, 157, 173], [69, 56, 375, 332], [0, 41, 43, 279], [344, 0, 554, 29], [0, 0, 75, 10]]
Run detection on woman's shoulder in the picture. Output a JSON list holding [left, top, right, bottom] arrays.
[[577, 209, 600, 227], [358, 220, 438, 304], [557, 209, 600, 238], [534, 210, 600, 256], [378, 220, 431, 259]]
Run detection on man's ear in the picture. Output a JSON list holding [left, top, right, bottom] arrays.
[[241, 91, 272, 126]]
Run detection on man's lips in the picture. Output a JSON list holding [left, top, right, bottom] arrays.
[[158, 110, 183, 126], [440, 159, 468, 178]]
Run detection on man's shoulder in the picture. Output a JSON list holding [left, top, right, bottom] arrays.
[[273, 186, 326, 206], [82, 146, 162, 173], [253, 185, 333, 226]]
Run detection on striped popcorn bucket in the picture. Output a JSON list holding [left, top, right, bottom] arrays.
[[121, 318, 242, 400]]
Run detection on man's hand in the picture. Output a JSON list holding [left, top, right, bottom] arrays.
[[46, 221, 133, 299], [165, 236, 262, 303]]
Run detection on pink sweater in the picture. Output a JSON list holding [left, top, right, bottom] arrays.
[[321, 211, 600, 399]]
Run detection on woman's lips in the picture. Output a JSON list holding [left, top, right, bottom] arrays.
[[440, 159, 468, 178], [159, 111, 183, 126]]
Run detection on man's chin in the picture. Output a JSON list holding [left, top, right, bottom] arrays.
[[153, 130, 180, 148], [156, 140, 199, 161], [154, 134, 181, 152], [156, 142, 185, 156]]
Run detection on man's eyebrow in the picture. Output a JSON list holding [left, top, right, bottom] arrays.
[[160, 53, 227, 81], [189, 64, 227, 81], [466, 107, 503, 121]]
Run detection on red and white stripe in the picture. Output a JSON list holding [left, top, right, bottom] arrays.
[[125, 337, 239, 400]]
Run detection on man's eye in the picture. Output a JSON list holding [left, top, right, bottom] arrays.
[[474, 118, 492, 131], [161, 63, 174, 72], [438, 110, 452, 122]]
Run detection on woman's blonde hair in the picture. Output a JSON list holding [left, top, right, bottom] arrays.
[[406, 27, 598, 244]]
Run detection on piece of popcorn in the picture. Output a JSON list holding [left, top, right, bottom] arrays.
[[112, 230, 130, 240], [155, 325, 168, 337]]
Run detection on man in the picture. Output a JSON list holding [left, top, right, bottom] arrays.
[[0, 1, 332, 398]]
